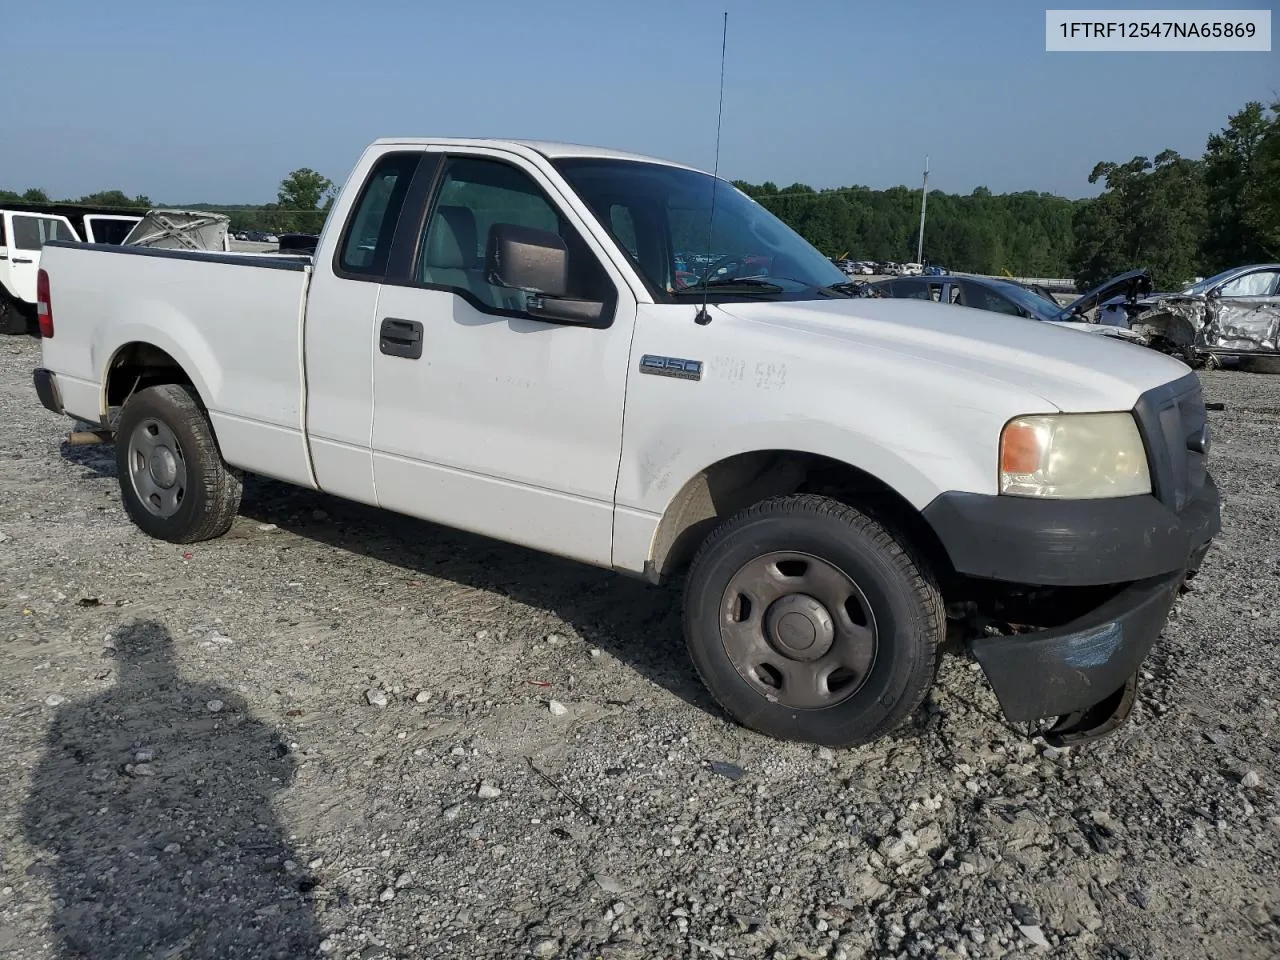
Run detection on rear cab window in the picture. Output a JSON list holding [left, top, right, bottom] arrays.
[[336, 152, 422, 279]]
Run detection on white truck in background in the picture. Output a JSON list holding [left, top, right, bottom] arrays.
[[32, 137, 1220, 749], [1, 210, 79, 334], [0, 208, 143, 334]]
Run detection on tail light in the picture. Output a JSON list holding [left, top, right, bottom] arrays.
[[36, 269, 53, 338]]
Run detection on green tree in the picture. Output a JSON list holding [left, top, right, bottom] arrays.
[[78, 190, 152, 210], [22, 188, 51, 203], [274, 168, 334, 234], [1069, 152, 1206, 290], [1203, 100, 1280, 266]]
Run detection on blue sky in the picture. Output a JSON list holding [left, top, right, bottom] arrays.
[[5, 0, 1276, 202]]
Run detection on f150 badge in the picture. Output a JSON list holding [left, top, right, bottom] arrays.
[[639, 354, 703, 381]]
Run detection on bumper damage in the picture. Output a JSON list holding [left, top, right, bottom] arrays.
[[928, 450, 1219, 746], [968, 568, 1185, 744]]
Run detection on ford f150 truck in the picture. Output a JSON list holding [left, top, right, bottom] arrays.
[[31, 138, 1220, 749]]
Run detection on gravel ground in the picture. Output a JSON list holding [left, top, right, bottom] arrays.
[[1, 334, 1277, 960]]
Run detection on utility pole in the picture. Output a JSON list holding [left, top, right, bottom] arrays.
[[916, 154, 929, 265]]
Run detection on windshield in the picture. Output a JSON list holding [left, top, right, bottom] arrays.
[[553, 158, 847, 298], [989, 280, 1061, 319], [1183, 267, 1242, 295]]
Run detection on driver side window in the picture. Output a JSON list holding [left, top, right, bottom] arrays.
[[1219, 270, 1280, 298], [416, 156, 612, 312], [962, 283, 1021, 316]]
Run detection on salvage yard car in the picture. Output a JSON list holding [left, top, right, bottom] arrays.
[[31, 137, 1219, 749], [866, 270, 1151, 345], [1109, 264, 1280, 370]]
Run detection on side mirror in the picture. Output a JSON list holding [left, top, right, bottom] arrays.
[[485, 222, 608, 326], [486, 223, 568, 296]]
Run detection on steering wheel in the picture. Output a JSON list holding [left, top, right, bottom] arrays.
[[699, 253, 764, 284]]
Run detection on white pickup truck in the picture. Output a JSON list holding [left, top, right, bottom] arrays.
[[33, 137, 1220, 748]]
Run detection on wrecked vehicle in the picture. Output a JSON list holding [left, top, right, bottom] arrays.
[[864, 269, 1151, 345], [1110, 264, 1280, 368]]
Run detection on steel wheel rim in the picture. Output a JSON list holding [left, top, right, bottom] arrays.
[[719, 551, 878, 709], [127, 417, 188, 519]]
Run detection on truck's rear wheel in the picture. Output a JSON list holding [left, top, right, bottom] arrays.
[[683, 494, 944, 747], [115, 384, 242, 543], [0, 297, 32, 336]]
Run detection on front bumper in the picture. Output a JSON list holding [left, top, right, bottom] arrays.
[[922, 475, 1220, 587], [926, 473, 1220, 734], [33, 367, 64, 415], [968, 568, 1183, 723]]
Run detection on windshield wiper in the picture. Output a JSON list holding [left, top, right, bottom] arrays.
[[675, 277, 786, 294]]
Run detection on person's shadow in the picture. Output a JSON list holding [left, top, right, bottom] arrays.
[[21, 620, 322, 959]]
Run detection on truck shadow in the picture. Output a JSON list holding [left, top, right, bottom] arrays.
[[58, 441, 714, 715], [59, 444, 950, 736], [234, 475, 717, 716]]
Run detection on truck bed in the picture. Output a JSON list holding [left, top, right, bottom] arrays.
[[39, 241, 317, 488]]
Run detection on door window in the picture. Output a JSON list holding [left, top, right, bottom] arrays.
[[960, 282, 1021, 315], [337, 152, 420, 278], [1219, 270, 1280, 298], [888, 279, 930, 299], [11, 216, 75, 250], [415, 156, 612, 312]]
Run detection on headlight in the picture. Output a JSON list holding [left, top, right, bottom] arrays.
[[999, 413, 1151, 498]]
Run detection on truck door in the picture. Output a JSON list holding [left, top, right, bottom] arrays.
[[6, 214, 76, 305], [302, 151, 423, 505], [370, 150, 638, 567]]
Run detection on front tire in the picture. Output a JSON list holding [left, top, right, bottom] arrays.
[[115, 384, 242, 543], [683, 495, 944, 747]]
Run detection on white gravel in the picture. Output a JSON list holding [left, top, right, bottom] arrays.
[[1, 334, 1278, 959]]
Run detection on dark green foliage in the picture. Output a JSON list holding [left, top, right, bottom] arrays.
[[733, 180, 1080, 277]]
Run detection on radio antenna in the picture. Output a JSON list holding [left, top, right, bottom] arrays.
[[694, 11, 728, 326]]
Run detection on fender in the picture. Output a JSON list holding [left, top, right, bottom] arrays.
[[95, 311, 222, 418], [612, 414, 996, 577]]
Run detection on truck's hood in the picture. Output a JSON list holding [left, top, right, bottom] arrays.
[[718, 296, 1192, 413]]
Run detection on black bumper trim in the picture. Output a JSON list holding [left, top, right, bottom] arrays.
[[922, 475, 1220, 587], [33, 367, 63, 416], [970, 568, 1184, 722]]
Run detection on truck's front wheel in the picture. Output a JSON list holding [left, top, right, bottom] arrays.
[[115, 384, 242, 543], [683, 495, 944, 748]]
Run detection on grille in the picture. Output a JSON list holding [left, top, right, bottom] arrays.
[[1133, 372, 1208, 513]]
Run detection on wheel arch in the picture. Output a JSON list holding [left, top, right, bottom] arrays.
[[100, 336, 216, 424], [644, 449, 954, 586]]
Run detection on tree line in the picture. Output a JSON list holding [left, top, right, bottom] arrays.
[[3, 101, 1274, 289], [732, 99, 1277, 290]]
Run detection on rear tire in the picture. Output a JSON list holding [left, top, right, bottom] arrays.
[[682, 494, 944, 747], [0, 297, 32, 336], [115, 384, 242, 543]]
